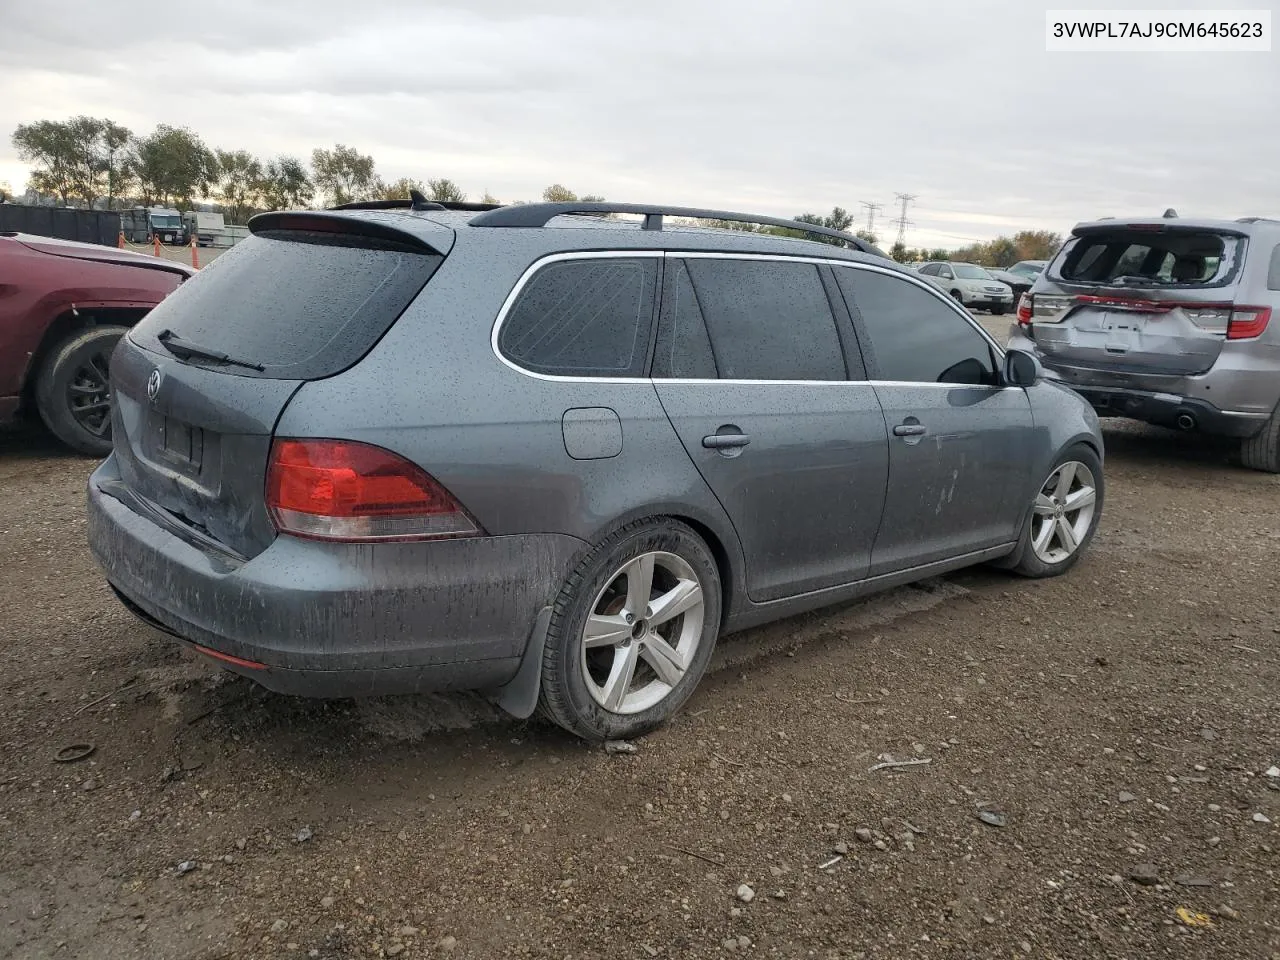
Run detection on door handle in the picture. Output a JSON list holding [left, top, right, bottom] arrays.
[[893, 422, 927, 437], [702, 433, 751, 449]]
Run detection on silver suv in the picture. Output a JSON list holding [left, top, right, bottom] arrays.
[[1011, 214, 1280, 471], [917, 261, 1014, 314]]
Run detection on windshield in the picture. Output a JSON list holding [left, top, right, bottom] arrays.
[[953, 265, 989, 280], [152, 215, 180, 227], [1011, 262, 1044, 277]]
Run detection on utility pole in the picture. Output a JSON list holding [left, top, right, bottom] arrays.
[[859, 201, 882, 237], [893, 193, 917, 246]]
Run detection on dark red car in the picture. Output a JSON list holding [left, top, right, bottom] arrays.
[[0, 233, 192, 455]]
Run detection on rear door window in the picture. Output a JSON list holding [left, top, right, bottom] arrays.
[[1057, 229, 1238, 286], [130, 230, 441, 379], [498, 257, 658, 377], [836, 268, 997, 386], [667, 258, 846, 381]]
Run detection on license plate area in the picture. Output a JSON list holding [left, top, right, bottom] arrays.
[[146, 414, 204, 471]]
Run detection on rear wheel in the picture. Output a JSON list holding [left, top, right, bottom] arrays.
[[538, 519, 721, 741], [1240, 406, 1280, 473], [1009, 444, 1103, 578], [34, 325, 128, 457]]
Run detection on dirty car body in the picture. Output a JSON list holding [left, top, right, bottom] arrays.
[[88, 201, 1104, 739]]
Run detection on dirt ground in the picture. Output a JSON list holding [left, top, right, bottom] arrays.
[[2, 400, 1278, 959]]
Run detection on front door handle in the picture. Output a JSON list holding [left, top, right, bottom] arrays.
[[702, 433, 751, 450], [893, 422, 927, 437]]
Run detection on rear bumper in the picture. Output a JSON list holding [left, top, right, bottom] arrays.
[[87, 456, 586, 697], [1070, 386, 1264, 438]]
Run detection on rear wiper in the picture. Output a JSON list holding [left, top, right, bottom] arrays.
[[156, 329, 265, 372]]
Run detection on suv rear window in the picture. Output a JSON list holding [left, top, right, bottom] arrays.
[[130, 230, 441, 379], [1058, 229, 1238, 286]]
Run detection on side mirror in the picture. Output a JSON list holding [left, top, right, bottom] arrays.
[[1003, 348, 1041, 387]]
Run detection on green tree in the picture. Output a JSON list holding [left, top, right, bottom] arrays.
[[213, 149, 264, 223], [0, 180, 11, 203], [481, 189, 499, 205], [1012, 230, 1062, 262], [128, 125, 216, 208], [377, 176, 426, 200], [10, 117, 130, 206], [856, 229, 878, 247], [427, 178, 466, 202], [542, 183, 577, 202], [311, 144, 379, 205], [259, 156, 313, 210], [890, 241, 909, 262]]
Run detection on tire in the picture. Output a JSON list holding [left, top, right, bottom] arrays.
[[1008, 443, 1104, 578], [991, 305, 1007, 316], [538, 518, 722, 741], [34, 325, 127, 457], [1240, 406, 1280, 473], [950, 289, 964, 303]]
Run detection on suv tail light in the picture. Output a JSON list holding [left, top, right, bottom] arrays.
[[1016, 293, 1032, 325], [266, 439, 481, 542], [1226, 306, 1271, 340]]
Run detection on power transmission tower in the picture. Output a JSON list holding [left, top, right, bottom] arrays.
[[893, 193, 917, 246], [859, 201, 882, 237]]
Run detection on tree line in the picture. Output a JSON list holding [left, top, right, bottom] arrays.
[[889, 230, 1063, 267], [7, 116, 610, 224]]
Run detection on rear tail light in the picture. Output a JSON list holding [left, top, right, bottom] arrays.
[[266, 439, 482, 542], [1226, 306, 1271, 340], [1016, 294, 1032, 325]]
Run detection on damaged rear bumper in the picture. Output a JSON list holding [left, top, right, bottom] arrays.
[[86, 456, 585, 698]]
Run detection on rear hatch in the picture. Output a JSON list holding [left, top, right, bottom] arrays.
[[1024, 223, 1251, 377], [108, 212, 451, 559]]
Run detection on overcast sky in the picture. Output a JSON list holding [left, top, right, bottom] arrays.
[[1, 0, 1276, 248]]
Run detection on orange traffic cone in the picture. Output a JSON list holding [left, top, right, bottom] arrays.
[[152, 234, 161, 257], [117, 230, 125, 249], [190, 236, 200, 270]]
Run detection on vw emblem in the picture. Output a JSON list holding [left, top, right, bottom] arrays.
[[146, 369, 162, 402]]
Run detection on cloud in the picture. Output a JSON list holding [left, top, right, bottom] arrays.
[[1, 0, 1275, 247]]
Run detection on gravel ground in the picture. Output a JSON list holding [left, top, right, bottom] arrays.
[[1, 386, 1278, 959]]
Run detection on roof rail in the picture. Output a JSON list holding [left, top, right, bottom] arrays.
[[329, 192, 503, 214], [468, 202, 888, 256]]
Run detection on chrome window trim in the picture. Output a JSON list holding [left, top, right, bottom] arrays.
[[490, 250, 1007, 385]]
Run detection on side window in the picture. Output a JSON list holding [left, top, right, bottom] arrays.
[[919, 263, 938, 276], [937, 264, 954, 280], [1268, 243, 1280, 291], [678, 258, 846, 381], [651, 259, 718, 379], [498, 258, 657, 377], [836, 268, 997, 386]]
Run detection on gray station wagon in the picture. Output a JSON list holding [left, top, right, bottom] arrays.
[[88, 199, 1104, 740]]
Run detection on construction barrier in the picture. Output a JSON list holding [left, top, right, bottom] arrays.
[[190, 237, 200, 270]]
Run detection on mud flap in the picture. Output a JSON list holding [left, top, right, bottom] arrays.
[[488, 606, 552, 719]]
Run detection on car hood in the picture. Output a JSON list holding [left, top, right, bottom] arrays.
[[9, 233, 195, 279]]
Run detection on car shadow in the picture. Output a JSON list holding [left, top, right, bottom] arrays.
[[1099, 418, 1241, 470], [0, 421, 90, 463]]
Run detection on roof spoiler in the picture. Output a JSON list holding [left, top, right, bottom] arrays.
[[247, 211, 444, 254]]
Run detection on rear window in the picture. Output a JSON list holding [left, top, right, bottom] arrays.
[[130, 230, 441, 379], [1057, 229, 1239, 287]]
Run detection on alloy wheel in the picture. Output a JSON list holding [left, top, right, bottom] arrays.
[[1030, 461, 1097, 564], [67, 350, 113, 438], [580, 551, 705, 715]]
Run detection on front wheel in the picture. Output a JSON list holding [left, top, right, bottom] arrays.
[[1009, 444, 1104, 578], [34, 325, 128, 457], [950, 289, 964, 303], [538, 519, 721, 741], [991, 305, 1007, 316]]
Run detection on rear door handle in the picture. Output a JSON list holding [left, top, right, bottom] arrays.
[[893, 423, 927, 437], [702, 433, 751, 449]]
